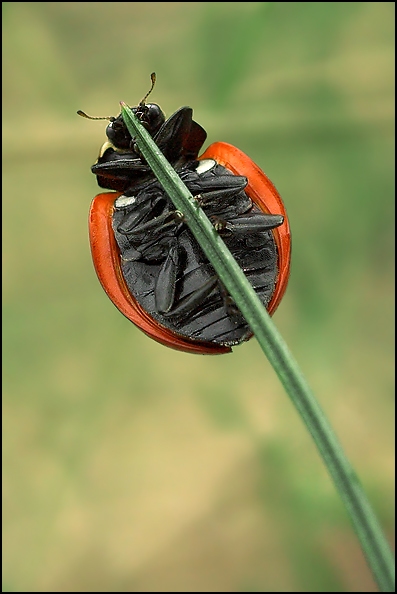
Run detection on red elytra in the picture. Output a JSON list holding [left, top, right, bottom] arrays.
[[89, 141, 291, 354]]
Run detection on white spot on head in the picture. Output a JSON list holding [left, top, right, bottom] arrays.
[[196, 159, 216, 175], [114, 195, 137, 209]]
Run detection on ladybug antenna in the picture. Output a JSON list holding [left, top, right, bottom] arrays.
[[139, 72, 156, 106], [77, 110, 114, 121]]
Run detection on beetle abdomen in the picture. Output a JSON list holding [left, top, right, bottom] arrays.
[[112, 160, 279, 346]]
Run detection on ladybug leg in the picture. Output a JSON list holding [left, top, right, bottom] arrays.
[[116, 195, 167, 235], [120, 212, 184, 264], [120, 210, 183, 238], [155, 241, 180, 313], [213, 213, 284, 234], [91, 151, 149, 180], [163, 276, 219, 319], [194, 184, 247, 209], [187, 173, 248, 212]]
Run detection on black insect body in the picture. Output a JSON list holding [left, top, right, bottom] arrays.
[[90, 101, 284, 347], [92, 106, 207, 192]]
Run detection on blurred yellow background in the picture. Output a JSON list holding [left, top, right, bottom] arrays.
[[3, 2, 394, 591]]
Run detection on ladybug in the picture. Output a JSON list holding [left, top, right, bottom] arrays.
[[78, 73, 291, 355]]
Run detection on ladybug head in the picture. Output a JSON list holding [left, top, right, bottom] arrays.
[[77, 72, 165, 150], [133, 102, 165, 136], [104, 102, 165, 150]]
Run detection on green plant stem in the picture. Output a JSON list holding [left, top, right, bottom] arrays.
[[121, 103, 395, 592]]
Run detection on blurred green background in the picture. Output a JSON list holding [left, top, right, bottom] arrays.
[[3, 2, 394, 592]]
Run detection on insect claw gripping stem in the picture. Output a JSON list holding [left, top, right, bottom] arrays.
[[210, 216, 228, 233], [173, 210, 184, 221]]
